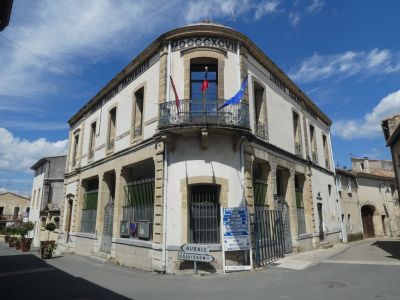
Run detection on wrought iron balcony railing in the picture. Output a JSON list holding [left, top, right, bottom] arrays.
[[256, 121, 268, 140], [159, 99, 250, 130], [294, 141, 302, 156]]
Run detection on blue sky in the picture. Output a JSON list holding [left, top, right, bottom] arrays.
[[0, 0, 399, 195]]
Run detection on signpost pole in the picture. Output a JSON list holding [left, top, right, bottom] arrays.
[[248, 209, 254, 270], [194, 261, 197, 275], [221, 207, 226, 273]]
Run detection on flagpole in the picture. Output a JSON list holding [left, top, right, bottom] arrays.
[[202, 66, 208, 115]]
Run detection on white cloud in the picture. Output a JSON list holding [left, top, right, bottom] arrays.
[[184, 0, 280, 23], [254, 1, 281, 20], [289, 12, 301, 26], [0, 0, 178, 98], [307, 0, 324, 14], [332, 90, 400, 140], [289, 48, 400, 83], [0, 128, 68, 172]]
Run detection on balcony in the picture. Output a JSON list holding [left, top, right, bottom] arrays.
[[295, 141, 302, 156], [256, 122, 268, 140], [159, 99, 250, 130]]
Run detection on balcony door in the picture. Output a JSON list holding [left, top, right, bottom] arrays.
[[190, 58, 218, 116]]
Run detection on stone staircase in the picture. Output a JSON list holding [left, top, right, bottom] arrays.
[[88, 251, 111, 264], [319, 241, 333, 249]]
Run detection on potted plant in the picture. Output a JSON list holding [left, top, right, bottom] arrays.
[[15, 237, 22, 250], [40, 222, 57, 259], [2, 227, 11, 242], [8, 227, 18, 247], [20, 222, 35, 252]]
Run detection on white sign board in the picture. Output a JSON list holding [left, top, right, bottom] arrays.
[[181, 244, 209, 255], [222, 207, 250, 251], [178, 252, 214, 263]]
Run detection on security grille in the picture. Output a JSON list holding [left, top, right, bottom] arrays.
[[123, 178, 154, 239], [253, 179, 268, 207], [80, 191, 98, 234], [189, 185, 220, 244]]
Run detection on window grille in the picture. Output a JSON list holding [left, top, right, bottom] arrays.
[[296, 190, 306, 235], [80, 191, 98, 233], [253, 179, 268, 207], [123, 178, 155, 239], [189, 185, 220, 244]]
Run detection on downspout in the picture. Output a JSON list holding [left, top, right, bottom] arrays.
[[162, 41, 171, 273], [329, 131, 345, 242]]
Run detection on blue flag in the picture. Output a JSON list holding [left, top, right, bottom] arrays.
[[218, 76, 248, 110]]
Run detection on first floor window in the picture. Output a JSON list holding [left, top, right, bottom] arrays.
[[80, 190, 98, 233], [189, 184, 220, 244], [123, 178, 155, 240]]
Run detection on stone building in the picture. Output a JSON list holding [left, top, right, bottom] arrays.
[[29, 156, 67, 247], [350, 157, 400, 238], [59, 22, 341, 273], [335, 168, 363, 242], [0, 192, 30, 229], [382, 114, 400, 192]]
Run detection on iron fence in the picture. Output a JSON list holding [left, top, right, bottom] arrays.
[[159, 99, 250, 129], [254, 208, 286, 267]]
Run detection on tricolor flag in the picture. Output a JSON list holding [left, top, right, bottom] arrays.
[[201, 66, 209, 93], [170, 75, 180, 114], [218, 76, 248, 110]]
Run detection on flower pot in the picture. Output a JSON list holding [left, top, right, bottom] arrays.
[[8, 237, 16, 248], [21, 238, 33, 252], [4, 235, 10, 242], [40, 241, 56, 259], [15, 243, 21, 250]]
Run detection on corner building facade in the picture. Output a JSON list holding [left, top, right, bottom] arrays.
[[60, 23, 341, 273]]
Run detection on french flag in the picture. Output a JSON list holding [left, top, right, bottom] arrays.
[[201, 66, 209, 93]]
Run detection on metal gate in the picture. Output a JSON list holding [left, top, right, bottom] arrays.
[[101, 199, 114, 253], [278, 199, 293, 253], [254, 207, 286, 267]]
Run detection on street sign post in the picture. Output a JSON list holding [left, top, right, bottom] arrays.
[[178, 244, 214, 274]]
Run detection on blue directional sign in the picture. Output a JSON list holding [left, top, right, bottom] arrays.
[[222, 207, 250, 251]]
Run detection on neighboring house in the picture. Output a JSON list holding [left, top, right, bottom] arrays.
[[59, 22, 340, 274], [29, 156, 67, 247], [0, 0, 13, 32], [351, 157, 400, 238], [0, 192, 30, 229], [382, 114, 400, 193], [335, 169, 363, 242]]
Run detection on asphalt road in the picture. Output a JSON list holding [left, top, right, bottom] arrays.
[[0, 239, 399, 300]]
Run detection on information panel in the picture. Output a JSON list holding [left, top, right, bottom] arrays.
[[222, 207, 250, 251]]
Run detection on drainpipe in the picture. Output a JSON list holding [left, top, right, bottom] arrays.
[[162, 42, 171, 273], [329, 131, 345, 242]]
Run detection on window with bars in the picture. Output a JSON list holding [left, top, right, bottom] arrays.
[[295, 175, 306, 235], [80, 190, 98, 233], [123, 178, 154, 240], [189, 184, 220, 244]]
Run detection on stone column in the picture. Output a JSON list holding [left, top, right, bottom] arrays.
[[267, 163, 277, 210], [94, 172, 106, 252], [152, 141, 165, 272], [244, 148, 255, 215], [288, 168, 299, 238], [303, 167, 315, 233], [112, 167, 124, 239], [158, 46, 168, 103]]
